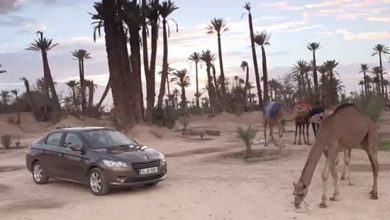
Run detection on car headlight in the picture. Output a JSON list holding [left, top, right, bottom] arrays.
[[159, 154, 166, 166], [102, 159, 128, 168]]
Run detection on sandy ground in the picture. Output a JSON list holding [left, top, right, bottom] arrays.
[[1, 111, 390, 220]]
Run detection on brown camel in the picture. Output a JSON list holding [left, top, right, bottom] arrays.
[[310, 111, 354, 185], [294, 111, 310, 145], [263, 102, 304, 148], [293, 103, 378, 209]]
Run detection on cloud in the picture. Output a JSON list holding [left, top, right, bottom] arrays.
[[367, 16, 390, 22], [0, 0, 20, 14], [336, 29, 390, 41]]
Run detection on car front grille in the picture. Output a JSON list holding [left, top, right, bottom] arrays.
[[132, 160, 160, 170]]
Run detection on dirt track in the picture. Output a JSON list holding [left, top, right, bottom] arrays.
[[1, 112, 390, 220]]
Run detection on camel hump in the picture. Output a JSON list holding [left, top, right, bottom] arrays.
[[331, 103, 358, 115], [264, 102, 282, 119]]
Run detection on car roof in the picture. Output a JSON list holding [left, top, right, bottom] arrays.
[[53, 127, 116, 132]]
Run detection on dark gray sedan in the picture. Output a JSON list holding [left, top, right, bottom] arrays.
[[26, 127, 167, 195]]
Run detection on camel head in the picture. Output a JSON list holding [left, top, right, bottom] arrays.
[[293, 181, 308, 208]]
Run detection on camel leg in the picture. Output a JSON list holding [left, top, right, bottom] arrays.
[[367, 134, 379, 199], [342, 149, 354, 185], [320, 148, 337, 208], [294, 123, 298, 145], [269, 125, 278, 147], [302, 124, 307, 145], [329, 156, 340, 201], [298, 123, 302, 145], [306, 123, 311, 145]]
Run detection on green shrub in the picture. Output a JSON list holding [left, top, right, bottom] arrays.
[[353, 94, 385, 122], [379, 140, 390, 151], [237, 126, 258, 158], [1, 135, 12, 149]]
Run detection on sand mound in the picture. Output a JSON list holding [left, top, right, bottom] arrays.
[[0, 121, 25, 139], [130, 124, 173, 142]]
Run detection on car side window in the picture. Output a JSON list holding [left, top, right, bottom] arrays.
[[64, 133, 83, 147], [45, 133, 63, 146]]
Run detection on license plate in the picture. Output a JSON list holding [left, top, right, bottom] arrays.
[[139, 167, 158, 175]]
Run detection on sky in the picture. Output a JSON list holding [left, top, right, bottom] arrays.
[[0, 0, 390, 108]]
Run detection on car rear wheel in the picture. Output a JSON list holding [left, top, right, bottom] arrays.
[[32, 161, 49, 184], [89, 168, 109, 195]]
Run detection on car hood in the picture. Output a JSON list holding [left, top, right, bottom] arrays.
[[92, 145, 162, 163]]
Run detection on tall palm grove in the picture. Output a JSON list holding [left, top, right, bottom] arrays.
[[0, 1, 389, 131]]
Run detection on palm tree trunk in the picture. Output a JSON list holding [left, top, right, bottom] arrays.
[[96, 77, 111, 111], [102, 0, 134, 130], [195, 61, 200, 109], [312, 51, 319, 99], [80, 59, 86, 114], [217, 32, 226, 110], [206, 64, 216, 113], [181, 86, 186, 110], [211, 64, 221, 99], [363, 71, 367, 96], [157, 18, 169, 111], [142, 0, 154, 123], [261, 46, 269, 103], [126, 15, 144, 123], [247, 11, 263, 109], [71, 88, 78, 111], [88, 83, 94, 109], [41, 51, 61, 119], [379, 53, 385, 95], [22, 79, 38, 113], [244, 66, 249, 111]]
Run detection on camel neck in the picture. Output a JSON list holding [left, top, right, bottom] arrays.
[[299, 142, 323, 186], [283, 109, 297, 121]]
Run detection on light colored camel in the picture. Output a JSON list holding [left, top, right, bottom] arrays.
[[263, 102, 304, 148], [293, 103, 378, 209], [310, 111, 354, 185]]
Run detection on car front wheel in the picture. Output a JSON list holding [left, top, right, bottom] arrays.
[[89, 168, 109, 195], [32, 161, 49, 184]]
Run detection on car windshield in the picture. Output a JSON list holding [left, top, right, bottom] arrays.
[[81, 129, 137, 149]]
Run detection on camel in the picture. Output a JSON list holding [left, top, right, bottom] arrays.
[[294, 110, 310, 145], [310, 111, 354, 185], [293, 103, 378, 209], [263, 102, 305, 148]]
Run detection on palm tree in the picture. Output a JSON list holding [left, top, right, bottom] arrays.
[[65, 80, 80, 111], [384, 79, 389, 100], [188, 52, 201, 109], [371, 66, 382, 95], [91, 0, 135, 130], [1, 90, 10, 112], [71, 49, 91, 114], [0, 64, 6, 74], [157, 0, 179, 112], [358, 80, 364, 95], [26, 31, 61, 118], [207, 18, 229, 108], [20, 77, 37, 113], [200, 50, 217, 113], [172, 69, 190, 110], [243, 2, 263, 109], [84, 79, 96, 110], [372, 44, 389, 95], [122, 0, 144, 122], [254, 31, 271, 103], [307, 42, 320, 98], [291, 60, 311, 99], [145, 0, 160, 123], [323, 60, 339, 105], [317, 64, 327, 101], [10, 89, 20, 124], [360, 64, 369, 96]]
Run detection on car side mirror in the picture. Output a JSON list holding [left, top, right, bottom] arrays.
[[70, 144, 85, 152]]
